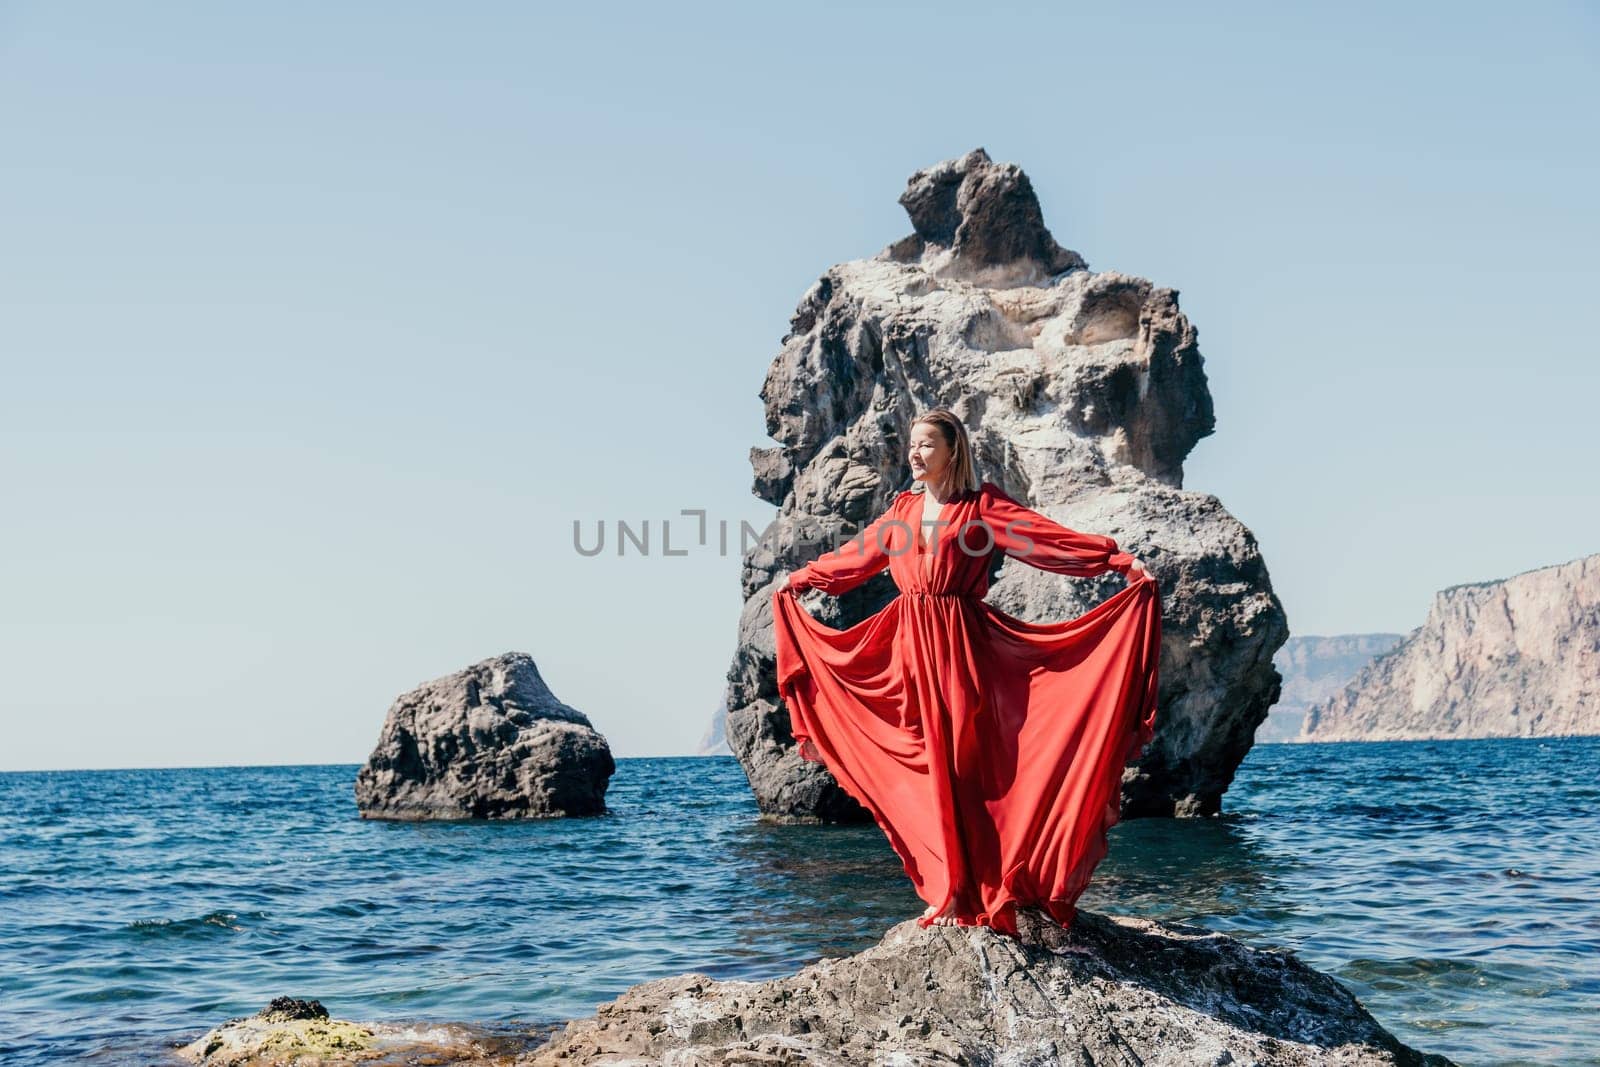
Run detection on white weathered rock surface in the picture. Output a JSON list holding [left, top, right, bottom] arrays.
[[727, 147, 1287, 820], [355, 651, 614, 819], [1303, 554, 1600, 740], [530, 909, 1452, 1065]]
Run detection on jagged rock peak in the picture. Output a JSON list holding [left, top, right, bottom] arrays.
[[732, 149, 1280, 824], [882, 146, 1088, 287]]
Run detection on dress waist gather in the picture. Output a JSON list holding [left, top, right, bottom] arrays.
[[905, 591, 980, 600]]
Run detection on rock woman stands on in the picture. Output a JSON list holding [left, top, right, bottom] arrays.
[[772, 409, 1161, 935]]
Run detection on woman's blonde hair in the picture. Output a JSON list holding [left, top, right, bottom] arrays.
[[910, 408, 980, 494]]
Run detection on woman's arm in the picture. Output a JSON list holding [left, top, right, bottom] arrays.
[[784, 495, 905, 596], [979, 481, 1137, 578]]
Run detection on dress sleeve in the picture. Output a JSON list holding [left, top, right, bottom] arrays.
[[783, 495, 904, 596], [979, 481, 1135, 578]]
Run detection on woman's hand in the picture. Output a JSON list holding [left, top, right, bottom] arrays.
[[1123, 557, 1149, 585]]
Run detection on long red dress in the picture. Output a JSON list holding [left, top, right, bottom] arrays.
[[772, 479, 1161, 937]]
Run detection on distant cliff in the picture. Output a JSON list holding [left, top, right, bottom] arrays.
[[1255, 634, 1406, 742], [1302, 554, 1600, 741], [695, 697, 732, 756]]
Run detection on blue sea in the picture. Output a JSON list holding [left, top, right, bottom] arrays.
[[2, 737, 1596, 1066]]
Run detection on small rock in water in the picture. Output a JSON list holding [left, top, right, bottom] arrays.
[[355, 651, 615, 820], [176, 997, 543, 1066], [177, 998, 375, 1065]]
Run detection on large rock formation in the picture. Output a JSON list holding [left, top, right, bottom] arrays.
[[355, 652, 614, 819], [727, 147, 1287, 820], [1255, 634, 1406, 742], [531, 909, 1451, 1065], [1302, 554, 1600, 741]]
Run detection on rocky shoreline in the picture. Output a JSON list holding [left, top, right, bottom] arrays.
[[175, 910, 1453, 1066]]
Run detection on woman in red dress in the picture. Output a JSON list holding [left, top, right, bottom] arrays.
[[772, 410, 1162, 937]]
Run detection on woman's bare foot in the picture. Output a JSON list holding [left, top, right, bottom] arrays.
[[920, 899, 959, 925]]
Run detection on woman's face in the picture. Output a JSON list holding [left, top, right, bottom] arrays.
[[908, 422, 954, 487]]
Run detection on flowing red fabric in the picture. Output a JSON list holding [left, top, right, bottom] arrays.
[[772, 480, 1161, 938]]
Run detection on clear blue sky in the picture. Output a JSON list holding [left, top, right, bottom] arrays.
[[2, 2, 1596, 771]]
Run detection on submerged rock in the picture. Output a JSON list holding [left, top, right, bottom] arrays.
[[354, 651, 614, 820], [728, 146, 1287, 821], [531, 909, 1453, 1066]]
